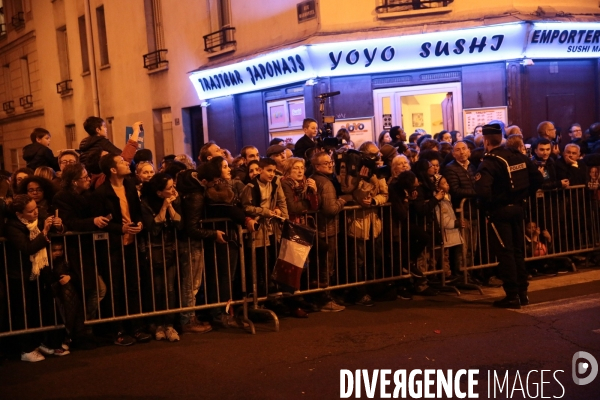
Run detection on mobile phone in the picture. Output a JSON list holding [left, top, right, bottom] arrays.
[[129, 222, 137, 227], [139, 124, 144, 132], [106, 214, 113, 221]]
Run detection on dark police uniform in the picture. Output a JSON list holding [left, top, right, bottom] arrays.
[[474, 125, 543, 308]]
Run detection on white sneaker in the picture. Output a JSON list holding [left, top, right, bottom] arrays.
[[21, 350, 45, 362], [320, 300, 345, 312], [38, 343, 54, 356], [165, 326, 180, 342], [155, 326, 166, 341]]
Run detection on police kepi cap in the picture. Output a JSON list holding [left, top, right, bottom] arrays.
[[482, 123, 503, 136], [266, 144, 286, 157]]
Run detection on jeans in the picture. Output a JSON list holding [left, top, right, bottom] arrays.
[[179, 240, 203, 325]]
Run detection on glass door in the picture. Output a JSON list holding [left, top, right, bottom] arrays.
[[374, 82, 463, 139]]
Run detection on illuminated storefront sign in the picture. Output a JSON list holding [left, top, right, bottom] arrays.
[[527, 22, 600, 58], [189, 22, 600, 100], [307, 23, 526, 77], [189, 47, 315, 99]]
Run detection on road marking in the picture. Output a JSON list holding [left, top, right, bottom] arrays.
[[511, 293, 600, 317]]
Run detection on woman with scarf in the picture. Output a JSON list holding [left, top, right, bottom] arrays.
[[5, 194, 67, 361], [280, 157, 319, 317]]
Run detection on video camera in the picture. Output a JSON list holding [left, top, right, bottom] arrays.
[[315, 91, 341, 149], [332, 149, 389, 181]]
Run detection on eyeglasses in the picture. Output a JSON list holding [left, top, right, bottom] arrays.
[[79, 174, 91, 181], [27, 187, 43, 193], [318, 161, 334, 166], [60, 160, 77, 165]]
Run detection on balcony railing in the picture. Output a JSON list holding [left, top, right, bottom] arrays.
[[376, 0, 454, 13], [56, 80, 72, 95], [143, 49, 168, 70], [3, 100, 14, 113], [19, 94, 33, 108], [203, 27, 236, 53], [11, 11, 24, 28]]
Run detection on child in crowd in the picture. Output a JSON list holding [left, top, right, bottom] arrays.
[[22, 128, 59, 171], [240, 158, 289, 297], [435, 175, 464, 280]]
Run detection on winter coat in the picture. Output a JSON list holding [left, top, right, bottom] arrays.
[[530, 155, 563, 191], [345, 175, 388, 240], [177, 170, 218, 242], [310, 171, 346, 238], [442, 160, 477, 209], [141, 197, 183, 266], [5, 217, 48, 280], [53, 188, 99, 289], [435, 196, 463, 248], [22, 142, 59, 171], [240, 176, 289, 247], [280, 177, 318, 226], [78, 135, 121, 174]]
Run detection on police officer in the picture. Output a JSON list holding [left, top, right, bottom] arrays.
[[474, 123, 543, 309]]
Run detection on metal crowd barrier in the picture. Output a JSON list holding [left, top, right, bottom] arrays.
[[2, 186, 598, 339], [0, 219, 254, 338], [455, 185, 599, 286]]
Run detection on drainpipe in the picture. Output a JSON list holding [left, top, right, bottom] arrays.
[[84, 0, 100, 116]]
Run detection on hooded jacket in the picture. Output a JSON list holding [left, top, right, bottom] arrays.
[[22, 142, 59, 171], [79, 135, 121, 174]]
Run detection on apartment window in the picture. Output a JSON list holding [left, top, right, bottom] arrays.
[[65, 124, 77, 149], [0, 1, 6, 36], [78, 16, 90, 73], [56, 26, 70, 81], [20, 57, 30, 95], [9, 0, 24, 29], [10, 148, 19, 171], [96, 5, 109, 66], [217, 0, 231, 28], [2, 64, 11, 102], [144, 0, 164, 52], [142, 0, 167, 70]]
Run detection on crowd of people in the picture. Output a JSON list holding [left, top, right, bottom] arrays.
[[1, 115, 599, 363]]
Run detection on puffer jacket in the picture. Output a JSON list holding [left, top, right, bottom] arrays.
[[310, 171, 346, 238]]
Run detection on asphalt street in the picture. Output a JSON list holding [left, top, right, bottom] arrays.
[[1, 269, 599, 400]]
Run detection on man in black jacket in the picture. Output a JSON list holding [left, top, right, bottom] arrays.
[[442, 141, 478, 269], [92, 153, 151, 345]]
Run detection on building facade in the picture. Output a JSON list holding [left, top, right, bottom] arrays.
[[0, 0, 598, 170]]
